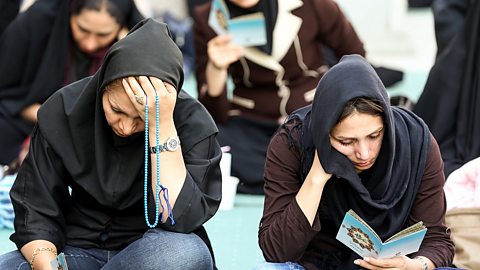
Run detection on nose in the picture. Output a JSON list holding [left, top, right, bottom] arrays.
[[81, 35, 99, 53], [355, 141, 370, 160], [119, 118, 136, 136]]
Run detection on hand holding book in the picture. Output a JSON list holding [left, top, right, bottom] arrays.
[[336, 209, 427, 259]]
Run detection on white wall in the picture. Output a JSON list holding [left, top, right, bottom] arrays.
[[334, 0, 436, 72]]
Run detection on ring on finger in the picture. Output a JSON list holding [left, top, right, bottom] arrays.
[[135, 94, 144, 105]]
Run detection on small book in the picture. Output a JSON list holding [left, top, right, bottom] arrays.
[[208, 0, 266, 47], [336, 209, 427, 259]]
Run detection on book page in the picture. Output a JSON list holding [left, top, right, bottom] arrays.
[[336, 210, 383, 258], [227, 12, 267, 46], [208, 0, 267, 47], [379, 228, 427, 258], [385, 221, 425, 243]]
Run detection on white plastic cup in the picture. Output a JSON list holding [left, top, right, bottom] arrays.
[[220, 152, 232, 179], [220, 176, 239, 211]]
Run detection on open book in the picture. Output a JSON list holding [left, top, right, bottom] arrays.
[[208, 0, 266, 46], [336, 209, 427, 259]]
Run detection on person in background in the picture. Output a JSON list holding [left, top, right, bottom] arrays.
[[0, 0, 144, 168], [431, 0, 470, 56], [413, 0, 479, 177], [0, 18, 221, 270], [193, 0, 365, 194], [257, 55, 455, 269]]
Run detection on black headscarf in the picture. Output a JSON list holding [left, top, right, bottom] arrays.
[[226, 0, 277, 54], [36, 18, 216, 209], [414, 0, 480, 177], [0, 0, 144, 164], [292, 55, 431, 241]]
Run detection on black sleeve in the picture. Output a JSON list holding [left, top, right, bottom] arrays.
[[160, 134, 222, 233], [9, 125, 70, 250]]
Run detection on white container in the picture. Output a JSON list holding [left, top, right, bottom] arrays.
[[220, 176, 239, 211], [219, 152, 232, 179]]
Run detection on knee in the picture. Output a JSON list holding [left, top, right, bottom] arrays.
[[140, 230, 213, 269], [0, 250, 30, 269], [252, 261, 305, 270]]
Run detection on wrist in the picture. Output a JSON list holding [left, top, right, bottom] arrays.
[[30, 247, 57, 270], [209, 60, 226, 71], [413, 256, 429, 270]]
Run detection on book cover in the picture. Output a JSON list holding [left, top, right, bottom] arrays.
[[336, 209, 427, 259], [208, 0, 266, 47]]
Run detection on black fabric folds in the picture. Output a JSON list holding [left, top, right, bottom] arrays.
[[35, 18, 209, 208], [414, 0, 480, 177], [293, 55, 431, 241]]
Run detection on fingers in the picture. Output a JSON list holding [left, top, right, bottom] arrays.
[[354, 256, 407, 270], [122, 78, 142, 106], [207, 35, 243, 69]]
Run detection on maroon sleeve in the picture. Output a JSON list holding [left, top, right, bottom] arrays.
[[409, 135, 455, 267], [193, 3, 229, 123], [258, 123, 321, 262], [312, 0, 366, 58]]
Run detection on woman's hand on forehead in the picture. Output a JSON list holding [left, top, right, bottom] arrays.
[[122, 76, 177, 123]]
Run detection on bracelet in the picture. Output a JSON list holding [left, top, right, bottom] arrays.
[[30, 247, 57, 270], [414, 256, 428, 270]]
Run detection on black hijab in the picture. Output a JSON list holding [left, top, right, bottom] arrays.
[[414, 0, 480, 177], [292, 55, 431, 241], [0, 0, 143, 133], [36, 18, 217, 209]]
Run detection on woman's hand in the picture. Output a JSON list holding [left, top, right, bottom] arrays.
[[122, 76, 177, 125], [354, 256, 429, 270], [306, 150, 332, 185], [207, 35, 243, 70], [296, 150, 333, 226]]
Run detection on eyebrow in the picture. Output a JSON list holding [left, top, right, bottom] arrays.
[[77, 20, 114, 36], [332, 126, 384, 140]]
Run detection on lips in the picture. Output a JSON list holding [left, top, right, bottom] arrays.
[[354, 161, 372, 168]]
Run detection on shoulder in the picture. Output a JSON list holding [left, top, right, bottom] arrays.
[[424, 134, 444, 176]]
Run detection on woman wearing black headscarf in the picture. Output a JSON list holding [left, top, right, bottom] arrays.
[[0, 18, 221, 270], [257, 55, 454, 269], [0, 0, 144, 167]]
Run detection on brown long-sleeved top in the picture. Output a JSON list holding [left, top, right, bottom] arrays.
[[259, 119, 455, 269], [193, 0, 365, 124]]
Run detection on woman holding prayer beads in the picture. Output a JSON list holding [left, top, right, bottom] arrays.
[[0, 18, 221, 270], [256, 55, 456, 270]]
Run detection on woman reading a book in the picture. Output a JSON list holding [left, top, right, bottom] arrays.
[[0, 19, 221, 270], [257, 55, 455, 270]]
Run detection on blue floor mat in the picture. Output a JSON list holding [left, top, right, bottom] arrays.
[[0, 194, 265, 270]]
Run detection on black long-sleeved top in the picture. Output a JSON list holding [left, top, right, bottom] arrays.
[[10, 122, 222, 250]]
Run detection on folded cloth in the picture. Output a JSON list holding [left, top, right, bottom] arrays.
[[444, 157, 480, 211]]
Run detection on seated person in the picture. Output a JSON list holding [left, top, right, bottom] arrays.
[[0, 18, 221, 270], [193, 0, 366, 194], [0, 0, 144, 168], [257, 55, 455, 269]]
